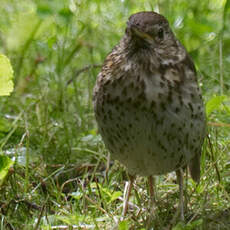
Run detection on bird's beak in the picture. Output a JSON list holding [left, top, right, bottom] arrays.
[[130, 27, 153, 41]]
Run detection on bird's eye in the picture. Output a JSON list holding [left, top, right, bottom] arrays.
[[158, 28, 164, 39]]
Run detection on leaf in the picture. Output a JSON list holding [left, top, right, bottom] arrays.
[[118, 220, 129, 230], [205, 95, 226, 116], [0, 54, 14, 96], [172, 219, 203, 230], [0, 154, 14, 186], [223, 0, 230, 24], [110, 191, 122, 203]]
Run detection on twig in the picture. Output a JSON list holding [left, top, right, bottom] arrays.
[[34, 197, 48, 230], [219, 39, 223, 95], [60, 177, 79, 193], [84, 194, 116, 222], [31, 166, 65, 194], [67, 64, 102, 85], [21, 199, 42, 211], [208, 122, 230, 128], [207, 135, 221, 182]]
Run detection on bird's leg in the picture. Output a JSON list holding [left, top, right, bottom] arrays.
[[146, 176, 156, 227], [148, 175, 156, 206], [176, 168, 185, 221], [122, 174, 134, 217]]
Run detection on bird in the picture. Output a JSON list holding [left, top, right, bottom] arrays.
[[93, 11, 206, 220]]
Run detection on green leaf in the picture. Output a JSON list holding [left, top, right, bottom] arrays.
[[0, 154, 14, 186], [223, 0, 230, 24], [205, 95, 226, 116], [118, 220, 129, 230], [110, 191, 122, 203], [0, 54, 14, 96], [172, 219, 203, 230]]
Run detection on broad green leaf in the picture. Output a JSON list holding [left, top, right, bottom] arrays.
[[0, 154, 14, 186], [205, 95, 226, 116], [0, 54, 14, 96], [110, 191, 122, 203], [0, 117, 11, 133], [118, 220, 129, 230], [223, 0, 230, 23]]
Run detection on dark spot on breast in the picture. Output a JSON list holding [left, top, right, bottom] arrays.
[[174, 79, 180, 87], [148, 134, 152, 141], [175, 155, 184, 168], [117, 116, 122, 121], [185, 133, 189, 146], [108, 137, 114, 146], [160, 81, 165, 88], [126, 97, 132, 103], [158, 93, 162, 98], [122, 87, 127, 96], [175, 107, 180, 113], [104, 80, 110, 86], [188, 102, 194, 112], [151, 100, 156, 108], [178, 95, 183, 105], [160, 102, 166, 111], [157, 117, 164, 125], [152, 112, 157, 119], [167, 134, 175, 141], [141, 105, 148, 112], [167, 80, 173, 89], [140, 80, 146, 90], [103, 114, 107, 121], [138, 92, 146, 100], [111, 80, 117, 87], [133, 101, 141, 107], [193, 114, 198, 119], [167, 91, 172, 102], [108, 110, 112, 119], [119, 146, 124, 153], [129, 82, 134, 89]]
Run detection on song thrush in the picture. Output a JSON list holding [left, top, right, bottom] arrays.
[[93, 11, 206, 220]]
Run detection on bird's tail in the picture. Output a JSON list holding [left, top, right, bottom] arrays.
[[188, 153, 200, 183]]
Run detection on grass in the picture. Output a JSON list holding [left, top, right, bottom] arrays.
[[0, 0, 230, 229]]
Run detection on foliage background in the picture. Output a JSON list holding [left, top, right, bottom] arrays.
[[0, 0, 230, 229]]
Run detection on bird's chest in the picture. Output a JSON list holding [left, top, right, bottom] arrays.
[[94, 67, 204, 176]]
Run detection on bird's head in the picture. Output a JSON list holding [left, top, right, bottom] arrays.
[[126, 11, 175, 49], [122, 11, 185, 64]]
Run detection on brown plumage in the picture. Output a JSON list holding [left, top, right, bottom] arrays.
[[93, 11, 206, 219]]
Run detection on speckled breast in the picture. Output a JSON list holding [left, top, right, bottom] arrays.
[[93, 62, 205, 176]]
